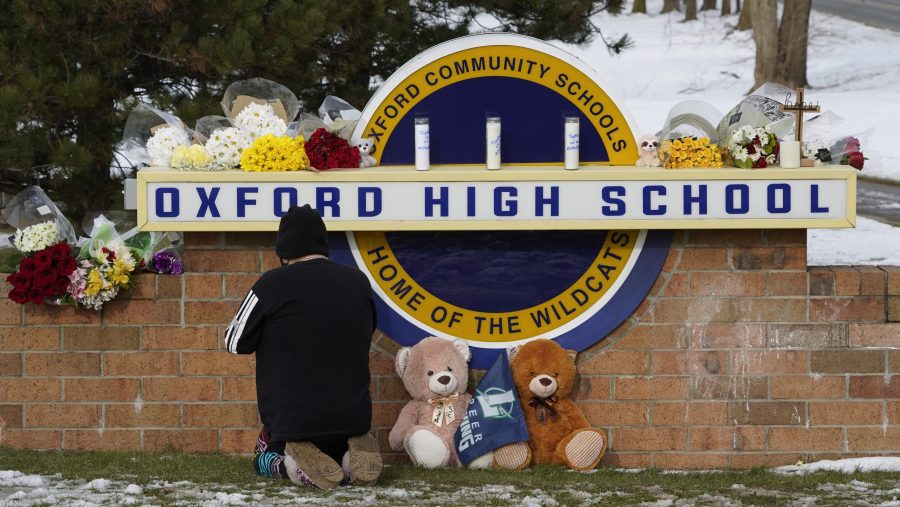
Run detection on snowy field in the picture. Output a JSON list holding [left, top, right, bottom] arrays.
[[556, 1, 900, 265]]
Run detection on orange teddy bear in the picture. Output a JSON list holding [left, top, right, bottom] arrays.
[[493, 339, 607, 471]]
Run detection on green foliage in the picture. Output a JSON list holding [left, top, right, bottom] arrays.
[[0, 0, 625, 220]]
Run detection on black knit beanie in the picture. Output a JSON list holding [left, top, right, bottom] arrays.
[[275, 205, 329, 259]]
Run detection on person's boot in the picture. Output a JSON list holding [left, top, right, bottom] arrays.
[[347, 433, 383, 486], [284, 442, 345, 490]]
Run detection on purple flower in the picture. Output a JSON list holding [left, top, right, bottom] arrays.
[[150, 251, 183, 275]]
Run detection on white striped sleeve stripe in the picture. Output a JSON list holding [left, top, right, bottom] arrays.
[[225, 290, 259, 353]]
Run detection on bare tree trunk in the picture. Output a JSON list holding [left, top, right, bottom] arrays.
[[632, 0, 647, 13], [750, 0, 778, 90], [775, 0, 811, 88], [662, 0, 680, 13], [737, 0, 752, 29], [684, 0, 698, 20], [736, 0, 741, 10], [701, 0, 717, 10], [721, 0, 731, 16]]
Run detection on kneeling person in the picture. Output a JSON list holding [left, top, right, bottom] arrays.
[[225, 205, 381, 489]]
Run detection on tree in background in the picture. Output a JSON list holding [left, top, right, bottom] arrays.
[[737, 0, 752, 29], [632, 0, 647, 14], [700, 0, 716, 11], [749, 0, 812, 89], [0, 0, 625, 220], [721, 0, 731, 16], [684, 0, 698, 20], [661, 0, 680, 13]]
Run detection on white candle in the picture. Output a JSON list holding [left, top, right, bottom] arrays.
[[486, 117, 501, 170], [564, 117, 580, 170], [414, 117, 430, 171], [780, 140, 800, 168]]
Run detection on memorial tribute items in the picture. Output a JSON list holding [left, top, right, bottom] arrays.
[[305, 128, 361, 170], [564, 116, 580, 170], [780, 87, 820, 166], [717, 83, 795, 147], [414, 117, 431, 171], [660, 136, 724, 169], [635, 135, 661, 167], [492, 340, 607, 471], [728, 125, 780, 169], [486, 116, 502, 170], [389, 337, 475, 468]]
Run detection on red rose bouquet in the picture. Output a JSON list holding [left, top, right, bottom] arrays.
[[7, 242, 76, 305], [305, 128, 361, 170], [832, 136, 865, 170]]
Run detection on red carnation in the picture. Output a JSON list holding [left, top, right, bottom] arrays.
[[8, 289, 28, 304], [56, 255, 76, 276], [18, 258, 38, 277], [34, 250, 53, 269], [50, 242, 71, 261]]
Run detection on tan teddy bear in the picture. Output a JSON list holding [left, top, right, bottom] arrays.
[[389, 337, 473, 468], [493, 339, 607, 471]]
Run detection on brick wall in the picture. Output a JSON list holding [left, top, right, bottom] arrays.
[[0, 230, 898, 468]]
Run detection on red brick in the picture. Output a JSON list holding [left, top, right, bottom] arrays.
[[652, 402, 729, 426], [24, 305, 99, 325], [581, 402, 648, 426], [677, 247, 728, 270], [571, 377, 610, 401], [224, 232, 277, 248], [891, 296, 900, 322], [889, 401, 900, 424], [369, 351, 396, 375], [222, 377, 257, 401], [809, 402, 883, 425], [0, 404, 23, 428], [849, 376, 900, 398], [600, 453, 651, 469], [691, 324, 765, 349], [222, 428, 260, 453], [104, 351, 179, 376], [810, 297, 885, 322], [850, 324, 900, 347], [184, 403, 259, 427], [663, 273, 689, 297], [692, 376, 768, 400], [578, 350, 648, 375], [811, 350, 884, 374], [732, 298, 807, 322], [662, 247, 680, 273], [185, 301, 237, 325], [371, 402, 405, 427], [731, 453, 803, 469], [142, 326, 218, 350], [809, 267, 835, 296], [0, 429, 61, 449], [185, 274, 223, 299], [847, 427, 900, 451], [63, 327, 139, 350], [652, 298, 731, 323], [691, 272, 766, 297], [157, 276, 183, 299], [64, 429, 141, 451], [857, 266, 885, 296], [767, 324, 846, 348], [832, 267, 861, 296], [732, 246, 806, 270], [182, 351, 255, 376], [224, 275, 259, 299], [732, 350, 807, 374], [25, 404, 100, 428], [766, 229, 807, 246], [0, 353, 21, 376], [105, 403, 180, 427], [144, 377, 220, 401], [24, 352, 99, 376], [654, 453, 730, 470], [102, 300, 181, 325], [184, 232, 222, 248], [0, 327, 59, 350], [767, 271, 808, 296], [690, 427, 765, 451], [0, 300, 22, 324], [184, 250, 259, 273], [652, 351, 727, 375], [690, 230, 763, 246], [613, 428, 686, 451], [616, 377, 689, 400], [887, 266, 900, 295], [770, 375, 845, 399], [144, 429, 219, 452], [126, 275, 156, 300], [64, 378, 141, 401], [893, 351, 900, 372], [613, 325, 687, 350], [0, 379, 61, 401], [732, 402, 805, 425], [770, 428, 843, 451]]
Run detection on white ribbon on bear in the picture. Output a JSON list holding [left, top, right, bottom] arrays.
[[427, 394, 458, 427]]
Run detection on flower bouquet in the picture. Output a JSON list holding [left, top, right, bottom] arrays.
[[6, 241, 77, 305], [305, 128, 361, 170], [121, 104, 193, 170], [659, 137, 724, 169], [728, 125, 780, 169], [125, 231, 184, 275]]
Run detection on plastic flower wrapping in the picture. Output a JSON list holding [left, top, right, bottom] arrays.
[[2, 188, 184, 310]]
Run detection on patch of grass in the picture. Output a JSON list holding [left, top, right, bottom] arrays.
[[1, 447, 899, 506]]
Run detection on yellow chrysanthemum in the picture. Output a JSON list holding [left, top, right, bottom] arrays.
[[240, 134, 310, 172]]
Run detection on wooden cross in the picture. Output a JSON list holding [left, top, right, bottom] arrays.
[[780, 87, 820, 146]]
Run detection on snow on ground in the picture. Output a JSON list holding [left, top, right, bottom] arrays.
[[561, 0, 900, 182], [808, 215, 900, 265], [776, 457, 900, 475]]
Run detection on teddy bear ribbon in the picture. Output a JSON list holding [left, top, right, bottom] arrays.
[[427, 394, 459, 427], [528, 395, 559, 424]]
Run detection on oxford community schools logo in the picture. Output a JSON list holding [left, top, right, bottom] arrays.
[[329, 34, 671, 367]]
